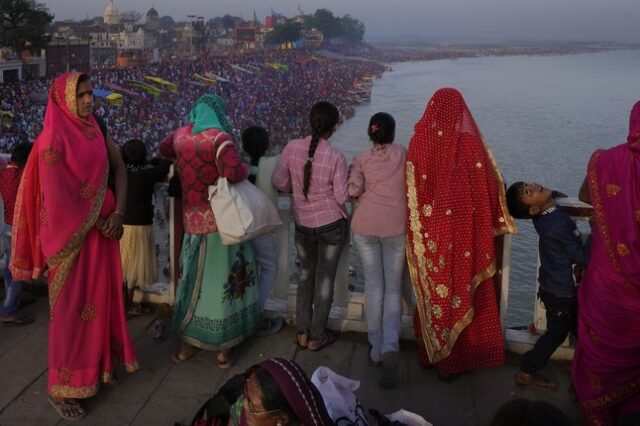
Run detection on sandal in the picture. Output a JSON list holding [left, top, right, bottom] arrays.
[[217, 348, 235, 370], [102, 372, 119, 386], [172, 342, 199, 364], [296, 332, 309, 349], [437, 371, 460, 383], [308, 331, 339, 352], [48, 396, 86, 421], [515, 371, 558, 391], [127, 304, 151, 319], [1, 314, 34, 326]]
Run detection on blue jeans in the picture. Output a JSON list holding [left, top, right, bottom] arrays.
[[251, 232, 278, 310], [294, 219, 349, 341], [1, 227, 26, 317], [353, 233, 406, 362]]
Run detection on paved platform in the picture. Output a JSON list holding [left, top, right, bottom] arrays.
[[0, 296, 585, 425]]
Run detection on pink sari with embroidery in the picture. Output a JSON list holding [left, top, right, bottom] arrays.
[[572, 101, 640, 425], [10, 72, 138, 399]]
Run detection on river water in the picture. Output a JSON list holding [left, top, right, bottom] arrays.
[[331, 49, 640, 326]]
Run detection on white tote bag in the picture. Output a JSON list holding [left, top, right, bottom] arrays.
[[208, 140, 282, 245]]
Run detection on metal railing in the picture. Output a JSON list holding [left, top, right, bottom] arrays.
[[151, 184, 592, 358]]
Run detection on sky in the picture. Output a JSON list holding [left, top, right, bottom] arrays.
[[44, 0, 640, 43]]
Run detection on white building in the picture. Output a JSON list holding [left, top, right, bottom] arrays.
[[103, 0, 121, 26], [91, 28, 147, 50]]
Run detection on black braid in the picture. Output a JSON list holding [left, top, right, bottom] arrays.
[[303, 101, 339, 199], [303, 125, 322, 199]]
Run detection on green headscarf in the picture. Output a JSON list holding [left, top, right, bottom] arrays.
[[188, 94, 233, 135]]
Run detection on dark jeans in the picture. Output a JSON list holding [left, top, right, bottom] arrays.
[[1, 229, 26, 317], [294, 218, 349, 341], [521, 288, 577, 375]]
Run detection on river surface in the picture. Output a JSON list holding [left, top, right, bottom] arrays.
[[331, 49, 640, 326]]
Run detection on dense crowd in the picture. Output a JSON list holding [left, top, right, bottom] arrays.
[[0, 48, 385, 154]]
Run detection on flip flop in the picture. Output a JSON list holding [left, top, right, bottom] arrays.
[[127, 305, 151, 319], [515, 372, 558, 391], [308, 331, 339, 352], [48, 396, 86, 421], [1, 315, 34, 326]]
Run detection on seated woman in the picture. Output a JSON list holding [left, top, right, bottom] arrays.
[[194, 358, 334, 426]]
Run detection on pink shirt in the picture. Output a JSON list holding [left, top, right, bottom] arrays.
[[272, 136, 348, 228], [349, 143, 407, 237]]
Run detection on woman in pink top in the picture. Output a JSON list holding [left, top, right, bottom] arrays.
[[349, 112, 407, 389], [272, 101, 349, 352]]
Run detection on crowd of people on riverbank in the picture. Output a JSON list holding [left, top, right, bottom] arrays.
[[0, 48, 384, 155], [0, 45, 638, 424]]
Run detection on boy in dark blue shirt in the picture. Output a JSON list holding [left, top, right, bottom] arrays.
[[506, 181, 589, 391]]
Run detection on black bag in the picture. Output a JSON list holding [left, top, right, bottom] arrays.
[[186, 373, 244, 426]]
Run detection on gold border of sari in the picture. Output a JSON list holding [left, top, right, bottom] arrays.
[[480, 134, 517, 236], [48, 164, 108, 310], [50, 383, 99, 399], [587, 150, 634, 288], [406, 159, 503, 364], [65, 72, 81, 118], [580, 375, 640, 412]]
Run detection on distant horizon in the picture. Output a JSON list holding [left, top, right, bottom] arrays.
[[44, 0, 640, 44]]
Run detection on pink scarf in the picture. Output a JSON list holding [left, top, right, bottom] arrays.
[[572, 100, 640, 425], [589, 100, 640, 284], [10, 72, 108, 309]]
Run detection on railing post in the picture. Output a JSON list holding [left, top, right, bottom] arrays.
[[499, 234, 512, 333], [274, 208, 291, 300], [333, 235, 350, 309]]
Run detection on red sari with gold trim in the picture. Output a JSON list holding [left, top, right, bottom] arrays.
[[572, 101, 640, 425], [406, 88, 516, 375], [10, 72, 138, 398]]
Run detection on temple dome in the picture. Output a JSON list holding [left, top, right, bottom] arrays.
[[146, 7, 159, 18], [104, 0, 120, 25]]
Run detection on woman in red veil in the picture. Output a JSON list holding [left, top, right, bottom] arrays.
[[406, 88, 516, 377], [10, 72, 138, 420]]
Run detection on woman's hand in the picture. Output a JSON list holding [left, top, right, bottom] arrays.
[[95, 217, 106, 231], [101, 212, 124, 240]]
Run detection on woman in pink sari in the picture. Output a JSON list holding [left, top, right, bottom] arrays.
[[572, 100, 640, 425], [10, 72, 138, 421]]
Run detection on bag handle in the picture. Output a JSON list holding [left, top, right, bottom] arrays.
[[213, 134, 233, 178], [215, 137, 233, 161]]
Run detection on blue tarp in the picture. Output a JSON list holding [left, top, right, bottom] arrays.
[[93, 89, 113, 99]]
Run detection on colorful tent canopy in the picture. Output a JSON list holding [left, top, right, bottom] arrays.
[[193, 73, 217, 85], [125, 80, 163, 97], [266, 62, 290, 72], [105, 92, 123, 107], [144, 76, 178, 93], [231, 64, 254, 74], [206, 73, 232, 83], [93, 89, 124, 108], [105, 83, 138, 98]]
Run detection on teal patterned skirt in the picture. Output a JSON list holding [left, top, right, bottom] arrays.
[[172, 233, 260, 351]]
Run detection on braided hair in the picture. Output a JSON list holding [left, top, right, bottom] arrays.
[[303, 101, 340, 199]]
